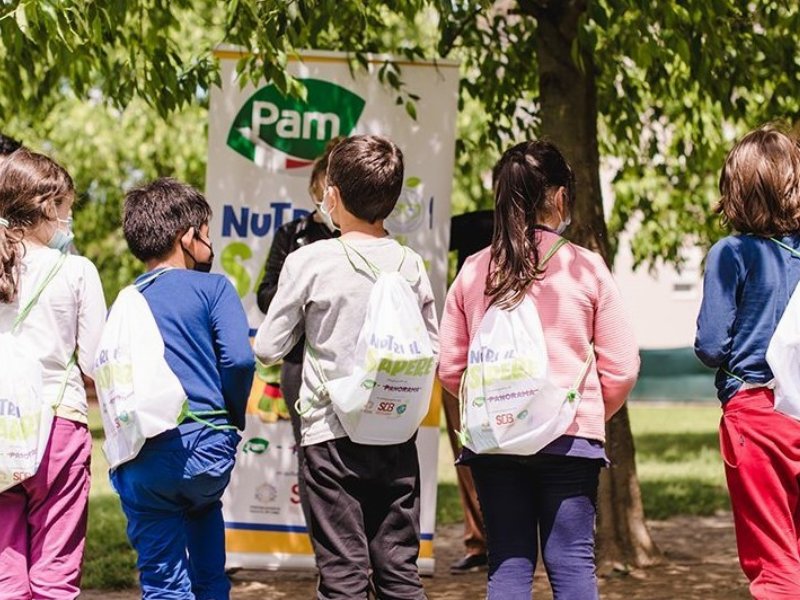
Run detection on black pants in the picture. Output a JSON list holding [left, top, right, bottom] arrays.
[[302, 436, 426, 600]]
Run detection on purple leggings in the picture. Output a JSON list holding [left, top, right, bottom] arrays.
[[470, 454, 601, 600], [0, 417, 91, 600]]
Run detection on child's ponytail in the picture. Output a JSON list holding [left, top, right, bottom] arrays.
[[0, 149, 75, 303], [486, 140, 575, 309], [0, 218, 23, 303]]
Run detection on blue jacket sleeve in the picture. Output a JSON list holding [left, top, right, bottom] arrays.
[[211, 277, 256, 430], [695, 240, 741, 369]]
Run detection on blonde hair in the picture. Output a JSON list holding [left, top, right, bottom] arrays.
[[0, 149, 75, 303], [717, 125, 800, 236]]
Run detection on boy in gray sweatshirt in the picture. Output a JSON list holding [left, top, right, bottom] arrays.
[[254, 135, 438, 600]]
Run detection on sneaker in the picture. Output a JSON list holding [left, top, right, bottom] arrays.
[[450, 553, 488, 574]]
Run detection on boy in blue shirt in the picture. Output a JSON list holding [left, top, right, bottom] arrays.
[[112, 178, 255, 600]]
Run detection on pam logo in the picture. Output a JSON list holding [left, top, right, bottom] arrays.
[[227, 78, 365, 170]]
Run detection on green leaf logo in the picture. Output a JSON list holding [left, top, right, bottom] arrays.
[[227, 78, 365, 169], [361, 379, 378, 390]]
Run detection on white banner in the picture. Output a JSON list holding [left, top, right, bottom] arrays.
[[206, 49, 459, 574]]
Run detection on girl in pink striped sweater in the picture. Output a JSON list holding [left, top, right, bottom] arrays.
[[438, 140, 639, 600]]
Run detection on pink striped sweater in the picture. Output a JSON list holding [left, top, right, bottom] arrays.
[[438, 230, 640, 443]]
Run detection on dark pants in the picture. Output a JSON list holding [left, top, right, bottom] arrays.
[[303, 436, 425, 600], [470, 454, 602, 600], [281, 361, 314, 532]]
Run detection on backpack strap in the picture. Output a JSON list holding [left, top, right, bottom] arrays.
[[10, 251, 76, 409], [339, 239, 382, 279], [52, 350, 78, 410], [539, 237, 569, 268], [179, 407, 237, 431], [12, 251, 68, 334], [134, 267, 174, 292], [338, 238, 415, 282], [298, 342, 336, 416], [566, 344, 595, 402], [771, 237, 800, 259]]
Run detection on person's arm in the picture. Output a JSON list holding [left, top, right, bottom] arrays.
[[254, 253, 306, 365], [437, 274, 470, 396], [75, 259, 107, 380], [416, 258, 440, 358], [211, 277, 256, 431], [695, 240, 740, 369], [256, 225, 292, 314], [592, 257, 640, 420]]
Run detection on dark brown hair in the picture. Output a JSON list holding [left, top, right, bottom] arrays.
[[0, 149, 75, 303], [309, 136, 344, 202], [486, 140, 575, 309], [326, 135, 404, 223], [717, 125, 800, 236], [123, 177, 212, 262]]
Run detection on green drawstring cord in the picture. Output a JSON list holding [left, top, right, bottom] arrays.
[[178, 405, 237, 431]]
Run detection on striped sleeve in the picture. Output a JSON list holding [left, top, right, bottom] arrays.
[[592, 256, 640, 419]]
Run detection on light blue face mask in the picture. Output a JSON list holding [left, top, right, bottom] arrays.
[[47, 217, 74, 252]]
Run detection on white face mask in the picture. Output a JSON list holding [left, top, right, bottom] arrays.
[[555, 214, 571, 235], [318, 188, 340, 232]]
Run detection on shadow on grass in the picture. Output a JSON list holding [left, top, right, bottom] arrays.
[[640, 478, 730, 521], [635, 431, 720, 463], [84, 494, 137, 590]]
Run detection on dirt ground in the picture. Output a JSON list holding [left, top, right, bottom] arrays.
[[81, 513, 750, 599]]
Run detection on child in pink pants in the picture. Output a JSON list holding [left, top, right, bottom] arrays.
[[0, 419, 92, 598], [0, 149, 106, 599]]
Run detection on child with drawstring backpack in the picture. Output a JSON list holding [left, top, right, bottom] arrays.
[[0, 149, 106, 599], [101, 178, 254, 600], [695, 125, 800, 599], [254, 135, 439, 600], [438, 140, 639, 600]]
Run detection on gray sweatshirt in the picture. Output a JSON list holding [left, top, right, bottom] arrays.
[[253, 236, 440, 446]]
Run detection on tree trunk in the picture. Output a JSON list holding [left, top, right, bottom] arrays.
[[531, 0, 662, 570]]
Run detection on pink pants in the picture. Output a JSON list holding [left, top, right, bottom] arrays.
[[721, 388, 800, 599], [0, 417, 92, 600]]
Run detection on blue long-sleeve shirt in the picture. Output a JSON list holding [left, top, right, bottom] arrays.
[[136, 268, 255, 430], [695, 233, 800, 402]]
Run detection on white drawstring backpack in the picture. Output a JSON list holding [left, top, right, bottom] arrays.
[[305, 240, 436, 445], [458, 238, 594, 455], [765, 238, 800, 420], [94, 270, 234, 470], [0, 252, 74, 492]]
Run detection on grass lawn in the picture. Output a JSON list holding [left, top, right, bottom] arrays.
[[84, 402, 729, 589]]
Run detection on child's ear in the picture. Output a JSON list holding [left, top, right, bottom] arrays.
[[179, 227, 195, 248]]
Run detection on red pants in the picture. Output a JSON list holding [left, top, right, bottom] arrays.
[[721, 388, 800, 599]]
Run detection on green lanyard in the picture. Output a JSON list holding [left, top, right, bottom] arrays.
[[11, 251, 76, 408]]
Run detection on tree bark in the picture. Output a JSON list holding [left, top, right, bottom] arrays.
[[530, 0, 662, 570]]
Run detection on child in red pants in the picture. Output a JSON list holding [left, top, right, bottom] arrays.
[[696, 125, 800, 598]]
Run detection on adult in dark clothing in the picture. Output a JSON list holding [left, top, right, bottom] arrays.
[[445, 209, 494, 573], [256, 138, 341, 533]]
